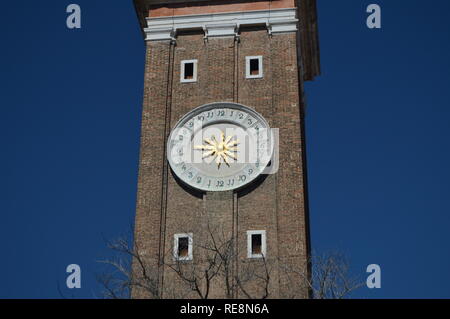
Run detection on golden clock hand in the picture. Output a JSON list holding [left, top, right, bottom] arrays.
[[202, 150, 216, 158], [224, 150, 237, 160]]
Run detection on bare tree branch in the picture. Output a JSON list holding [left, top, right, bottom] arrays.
[[98, 228, 362, 299]]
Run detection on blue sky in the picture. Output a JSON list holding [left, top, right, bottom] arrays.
[[1, 0, 449, 298]]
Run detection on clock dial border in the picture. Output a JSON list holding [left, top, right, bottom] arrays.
[[167, 102, 273, 192]]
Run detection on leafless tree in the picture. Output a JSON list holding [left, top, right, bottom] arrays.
[[235, 254, 273, 299], [281, 251, 365, 299], [156, 221, 273, 299], [97, 222, 272, 299], [98, 230, 362, 299], [97, 237, 160, 299]]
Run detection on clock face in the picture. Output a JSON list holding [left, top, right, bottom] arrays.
[[167, 102, 274, 192]]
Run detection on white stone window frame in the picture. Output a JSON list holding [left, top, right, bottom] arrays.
[[245, 56, 263, 79], [247, 230, 267, 259], [174, 233, 193, 261], [180, 59, 198, 83]]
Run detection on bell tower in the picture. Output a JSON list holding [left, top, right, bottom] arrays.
[[132, 0, 320, 299]]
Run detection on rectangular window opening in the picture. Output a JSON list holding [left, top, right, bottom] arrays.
[[246, 56, 263, 79], [184, 63, 194, 80], [174, 233, 193, 261], [181, 59, 198, 83], [250, 59, 260, 76], [247, 230, 266, 258], [178, 237, 189, 257], [251, 234, 262, 255]]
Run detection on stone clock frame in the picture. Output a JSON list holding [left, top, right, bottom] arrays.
[[167, 102, 274, 193]]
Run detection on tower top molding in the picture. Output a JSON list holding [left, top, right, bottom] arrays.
[[133, 0, 320, 80]]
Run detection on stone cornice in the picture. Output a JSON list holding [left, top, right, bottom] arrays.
[[143, 8, 298, 41]]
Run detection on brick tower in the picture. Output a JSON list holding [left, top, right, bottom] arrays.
[[132, 0, 320, 299]]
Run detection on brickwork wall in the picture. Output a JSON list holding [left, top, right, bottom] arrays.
[[133, 29, 309, 299], [149, 0, 295, 18]]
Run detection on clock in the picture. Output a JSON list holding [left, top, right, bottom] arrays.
[[167, 102, 274, 192]]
